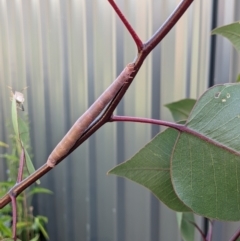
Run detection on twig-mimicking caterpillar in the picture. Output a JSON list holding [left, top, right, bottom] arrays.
[[47, 63, 135, 167]]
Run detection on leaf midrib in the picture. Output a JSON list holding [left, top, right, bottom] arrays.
[[181, 125, 240, 157]]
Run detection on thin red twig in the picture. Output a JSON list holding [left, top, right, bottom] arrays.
[[0, 0, 195, 208], [189, 221, 207, 241], [108, 0, 143, 52], [144, 0, 194, 54], [110, 115, 184, 130], [228, 227, 240, 241], [9, 193, 17, 241], [206, 220, 213, 241]]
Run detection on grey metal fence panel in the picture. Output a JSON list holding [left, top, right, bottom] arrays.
[[0, 0, 239, 240]]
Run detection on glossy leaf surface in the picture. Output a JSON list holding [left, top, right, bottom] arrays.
[[165, 99, 196, 121], [212, 21, 240, 52], [176, 212, 195, 241], [110, 83, 240, 221], [172, 83, 240, 221], [109, 127, 190, 212]]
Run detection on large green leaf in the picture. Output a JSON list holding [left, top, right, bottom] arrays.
[[165, 99, 196, 122], [212, 21, 240, 52], [176, 212, 195, 241], [108, 127, 191, 212], [172, 83, 240, 221]]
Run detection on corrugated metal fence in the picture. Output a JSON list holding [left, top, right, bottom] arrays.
[[0, 0, 240, 240]]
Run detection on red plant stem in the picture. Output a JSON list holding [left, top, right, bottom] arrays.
[[110, 115, 240, 159], [110, 115, 184, 131], [9, 193, 17, 241], [206, 220, 213, 241], [108, 0, 143, 52], [17, 148, 25, 183], [189, 221, 207, 241], [0, 0, 194, 208], [144, 0, 194, 55], [229, 227, 240, 241]]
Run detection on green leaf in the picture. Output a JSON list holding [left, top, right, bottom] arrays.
[[1, 239, 22, 241], [237, 74, 240, 83], [176, 212, 195, 241], [30, 234, 40, 241], [0, 181, 16, 187], [108, 127, 191, 212], [0, 222, 12, 237], [0, 142, 9, 148], [0, 154, 19, 162], [17, 221, 31, 229], [28, 187, 53, 196], [212, 21, 240, 52], [35, 216, 49, 240], [165, 99, 196, 122], [18, 117, 30, 145], [11, 98, 19, 138], [36, 215, 48, 224], [24, 148, 40, 185], [172, 83, 240, 221]]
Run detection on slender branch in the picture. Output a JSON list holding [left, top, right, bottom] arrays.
[[110, 115, 184, 131], [144, 0, 194, 55], [189, 221, 207, 241], [0, 0, 195, 209], [9, 193, 17, 241], [228, 227, 240, 241], [108, 0, 143, 52], [206, 220, 213, 241]]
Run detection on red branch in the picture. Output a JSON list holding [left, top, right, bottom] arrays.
[[229, 227, 240, 241], [189, 221, 207, 241], [9, 193, 17, 241], [108, 0, 143, 52], [0, 0, 194, 208]]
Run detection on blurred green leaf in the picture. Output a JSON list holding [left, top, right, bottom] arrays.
[[28, 187, 53, 196], [11, 98, 19, 138], [1, 239, 22, 241], [165, 99, 196, 122], [24, 147, 40, 185], [35, 216, 49, 240], [109, 126, 191, 212], [0, 205, 11, 214], [212, 21, 240, 52], [172, 83, 240, 221], [0, 142, 9, 148], [18, 116, 30, 147], [176, 212, 195, 241], [237, 74, 240, 83], [30, 234, 40, 241], [0, 154, 19, 162], [17, 221, 31, 229], [0, 221, 12, 237], [36, 215, 48, 224], [0, 181, 15, 187]]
